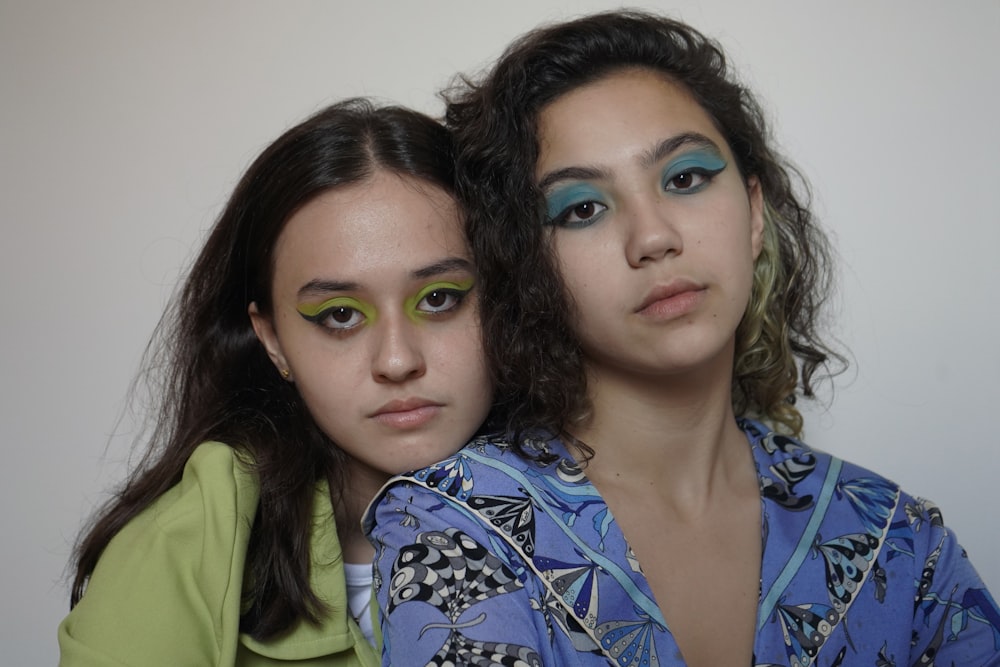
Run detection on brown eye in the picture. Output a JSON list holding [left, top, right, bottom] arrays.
[[424, 289, 455, 311], [330, 307, 354, 323], [298, 298, 371, 333], [424, 290, 449, 309], [671, 173, 694, 189], [318, 306, 365, 330], [573, 202, 599, 220], [415, 287, 469, 315], [664, 170, 711, 193], [554, 200, 608, 228]]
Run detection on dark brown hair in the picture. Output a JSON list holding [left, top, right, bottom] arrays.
[[445, 10, 844, 444], [70, 98, 456, 638]]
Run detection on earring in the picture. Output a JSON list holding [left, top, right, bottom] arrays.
[[280, 368, 291, 379]]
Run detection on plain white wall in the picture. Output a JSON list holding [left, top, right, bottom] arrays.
[[2, 2, 997, 663]]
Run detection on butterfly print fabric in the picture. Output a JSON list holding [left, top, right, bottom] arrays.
[[365, 420, 1000, 666]]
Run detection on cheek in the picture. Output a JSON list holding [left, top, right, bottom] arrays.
[[557, 257, 613, 329], [285, 341, 363, 422], [553, 248, 596, 304], [295, 373, 353, 426], [721, 196, 759, 254], [435, 328, 488, 378]]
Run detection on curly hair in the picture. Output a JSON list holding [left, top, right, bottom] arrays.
[[445, 10, 843, 442], [70, 99, 456, 638]]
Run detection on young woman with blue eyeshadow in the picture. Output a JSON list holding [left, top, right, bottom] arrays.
[[364, 11, 1000, 666], [59, 99, 493, 666]]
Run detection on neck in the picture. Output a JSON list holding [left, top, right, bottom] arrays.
[[335, 461, 386, 564], [339, 523, 376, 564], [570, 354, 753, 512]]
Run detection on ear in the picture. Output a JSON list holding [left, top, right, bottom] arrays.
[[249, 302, 292, 381], [747, 176, 765, 260]]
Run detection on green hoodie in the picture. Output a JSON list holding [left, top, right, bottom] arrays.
[[59, 441, 378, 666]]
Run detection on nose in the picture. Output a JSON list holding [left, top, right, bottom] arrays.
[[371, 315, 427, 383], [624, 197, 682, 268]]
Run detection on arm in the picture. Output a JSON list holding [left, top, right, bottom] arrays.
[[907, 499, 1000, 665], [369, 483, 549, 667], [58, 443, 256, 667]]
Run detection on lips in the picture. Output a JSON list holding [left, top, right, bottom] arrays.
[[369, 398, 443, 429], [636, 279, 704, 312], [635, 279, 706, 319]]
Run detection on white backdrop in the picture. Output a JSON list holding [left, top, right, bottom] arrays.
[[2, 2, 997, 663]]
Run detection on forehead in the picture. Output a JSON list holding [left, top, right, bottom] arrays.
[[536, 68, 728, 171], [272, 171, 465, 285]]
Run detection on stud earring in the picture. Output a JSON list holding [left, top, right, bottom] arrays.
[[280, 368, 291, 379]]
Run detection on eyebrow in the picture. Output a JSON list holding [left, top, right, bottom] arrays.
[[639, 132, 722, 169], [296, 257, 474, 297], [412, 257, 474, 280], [537, 131, 723, 192], [297, 279, 359, 298], [537, 165, 612, 193]]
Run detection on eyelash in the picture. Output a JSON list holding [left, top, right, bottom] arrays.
[[299, 300, 371, 335], [297, 282, 474, 336], [662, 166, 721, 194], [549, 200, 609, 229], [412, 286, 470, 316]]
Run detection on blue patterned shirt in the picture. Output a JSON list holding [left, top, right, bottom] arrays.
[[364, 419, 1000, 666]]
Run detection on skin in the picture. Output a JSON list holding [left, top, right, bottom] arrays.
[[250, 170, 492, 561], [536, 68, 765, 665]]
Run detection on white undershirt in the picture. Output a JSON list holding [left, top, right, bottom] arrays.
[[342, 561, 375, 646]]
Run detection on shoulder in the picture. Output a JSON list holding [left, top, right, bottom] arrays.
[[364, 432, 574, 571], [178, 440, 260, 513], [742, 417, 905, 513], [743, 418, 990, 589], [58, 441, 261, 665], [366, 432, 570, 523], [744, 418, 928, 566], [131, 441, 261, 544], [365, 438, 553, 666], [60, 444, 377, 665], [365, 431, 604, 584], [98, 440, 259, 563]]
